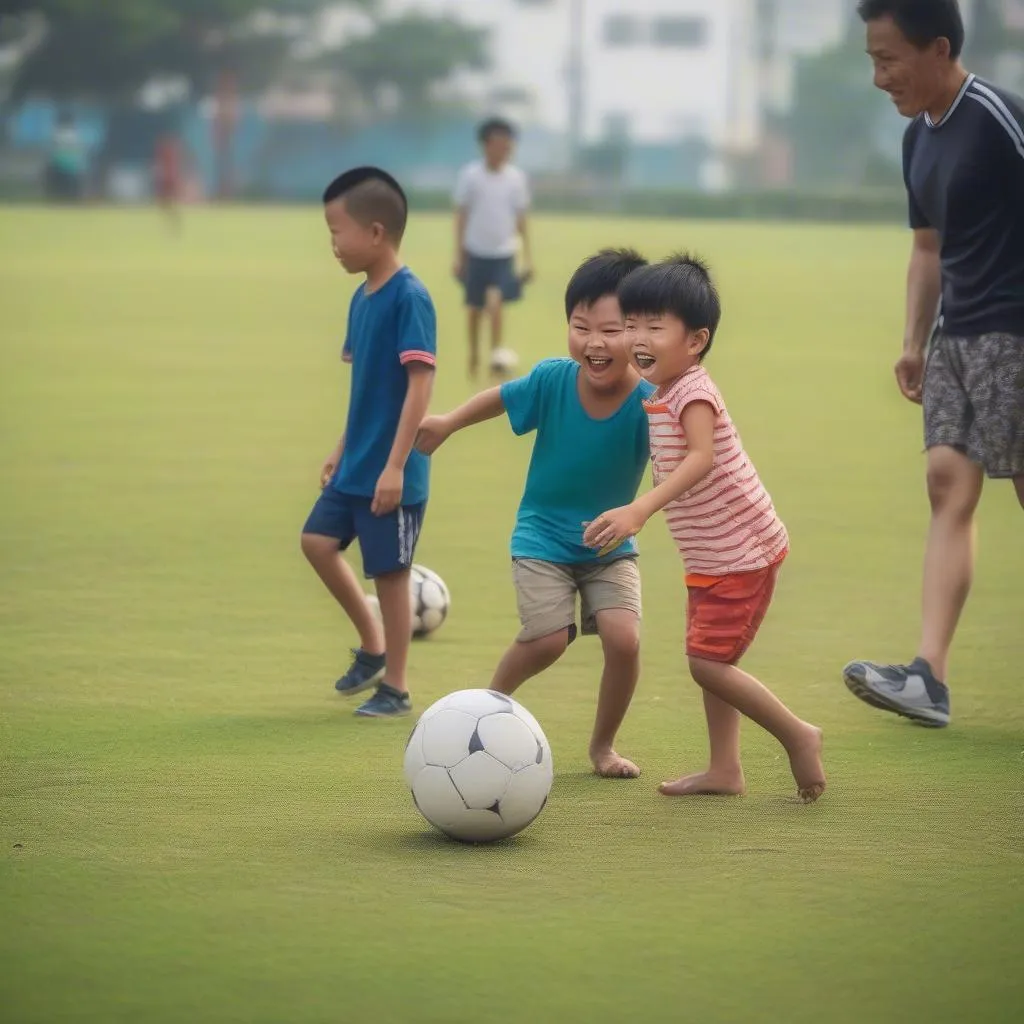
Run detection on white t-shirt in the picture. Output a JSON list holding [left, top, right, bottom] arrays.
[[453, 161, 530, 259]]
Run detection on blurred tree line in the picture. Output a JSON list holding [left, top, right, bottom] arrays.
[[0, 0, 489, 113]]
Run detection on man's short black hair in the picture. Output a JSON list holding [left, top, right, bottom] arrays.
[[857, 0, 965, 59], [322, 166, 408, 241], [564, 248, 647, 321], [618, 254, 722, 360], [478, 117, 516, 143]]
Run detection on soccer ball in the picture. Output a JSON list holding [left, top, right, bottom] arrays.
[[403, 688, 554, 843], [364, 563, 450, 639], [489, 347, 519, 377], [410, 563, 449, 637]]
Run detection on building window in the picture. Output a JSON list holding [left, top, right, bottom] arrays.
[[603, 14, 642, 46], [651, 16, 708, 48]]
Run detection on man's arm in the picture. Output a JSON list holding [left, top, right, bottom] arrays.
[[896, 228, 941, 403], [415, 387, 505, 454], [904, 228, 942, 356]]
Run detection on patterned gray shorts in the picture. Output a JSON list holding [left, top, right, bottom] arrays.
[[923, 332, 1024, 478]]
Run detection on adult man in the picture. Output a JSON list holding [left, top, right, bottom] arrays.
[[844, 0, 1024, 727]]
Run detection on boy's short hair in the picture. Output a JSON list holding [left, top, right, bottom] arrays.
[[564, 248, 647, 320], [322, 166, 408, 241], [477, 117, 516, 143], [618, 253, 722, 359], [856, 0, 965, 59]]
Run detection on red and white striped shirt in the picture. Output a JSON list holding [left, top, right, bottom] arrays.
[[645, 366, 788, 578]]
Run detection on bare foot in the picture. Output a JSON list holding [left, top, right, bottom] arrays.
[[590, 749, 641, 779], [658, 770, 746, 796], [786, 724, 826, 803]]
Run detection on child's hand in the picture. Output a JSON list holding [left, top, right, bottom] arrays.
[[372, 465, 403, 516], [583, 505, 645, 554], [415, 415, 451, 455]]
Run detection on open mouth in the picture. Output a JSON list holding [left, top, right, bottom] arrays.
[[585, 355, 612, 371], [634, 353, 656, 370]]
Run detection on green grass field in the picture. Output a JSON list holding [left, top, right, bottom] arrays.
[[1, 207, 1021, 1024]]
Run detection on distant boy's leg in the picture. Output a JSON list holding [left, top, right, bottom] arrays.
[[659, 692, 744, 796], [467, 308, 483, 377], [463, 256, 487, 378], [486, 286, 503, 355], [580, 559, 642, 778], [491, 559, 575, 693], [590, 608, 640, 778]]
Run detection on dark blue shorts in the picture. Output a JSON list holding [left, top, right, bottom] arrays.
[[302, 489, 426, 579], [462, 255, 521, 309]]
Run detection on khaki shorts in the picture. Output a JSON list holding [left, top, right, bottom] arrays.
[[511, 556, 641, 642]]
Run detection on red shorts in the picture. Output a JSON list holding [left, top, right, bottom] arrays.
[[685, 556, 784, 664]]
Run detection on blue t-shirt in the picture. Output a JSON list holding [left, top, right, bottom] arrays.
[[500, 358, 654, 563], [332, 267, 437, 506]]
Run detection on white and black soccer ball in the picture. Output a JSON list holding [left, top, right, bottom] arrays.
[[403, 688, 554, 843], [364, 563, 450, 639], [410, 564, 449, 638]]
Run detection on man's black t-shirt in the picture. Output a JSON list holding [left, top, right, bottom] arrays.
[[903, 74, 1024, 336]]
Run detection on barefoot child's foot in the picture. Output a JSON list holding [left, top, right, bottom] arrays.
[[590, 749, 641, 778], [786, 724, 826, 802], [658, 769, 746, 796]]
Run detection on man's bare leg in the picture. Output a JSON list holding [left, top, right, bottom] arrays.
[[917, 446, 984, 681]]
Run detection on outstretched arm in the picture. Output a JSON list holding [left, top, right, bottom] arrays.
[[415, 386, 505, 454], [584, 401, 716, 552]]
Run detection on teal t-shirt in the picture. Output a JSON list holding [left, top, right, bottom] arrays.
[[499, 358, 653, 564]]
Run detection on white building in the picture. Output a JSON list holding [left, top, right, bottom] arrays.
[[320, 0, 854, 180]]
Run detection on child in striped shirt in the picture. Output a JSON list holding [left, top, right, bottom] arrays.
[[584, 255, 826, 802]]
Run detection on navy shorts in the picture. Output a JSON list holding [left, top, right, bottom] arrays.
[[462, 255, 521, 309], [302, 489, 425, 579]]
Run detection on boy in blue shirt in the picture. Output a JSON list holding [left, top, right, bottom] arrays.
[[301, 167, 437, 718], [416, 249, 652, 776]]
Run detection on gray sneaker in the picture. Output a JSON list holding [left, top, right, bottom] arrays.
[[842, 657, 951, 727]]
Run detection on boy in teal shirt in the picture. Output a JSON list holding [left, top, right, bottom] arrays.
[[417, 249, 652, 776]]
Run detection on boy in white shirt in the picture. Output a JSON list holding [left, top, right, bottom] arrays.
[[453, 118, 533, 378]]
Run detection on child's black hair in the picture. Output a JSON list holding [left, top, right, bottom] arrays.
[[856, 0, 964, 59], [564, 248, 648, 321], [617, 253, 722, 360], [477, 117, 516, 143], [322, 166, 408, 241]]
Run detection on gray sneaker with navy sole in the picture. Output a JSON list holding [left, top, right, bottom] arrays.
[[843, 657, 951, 727]]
